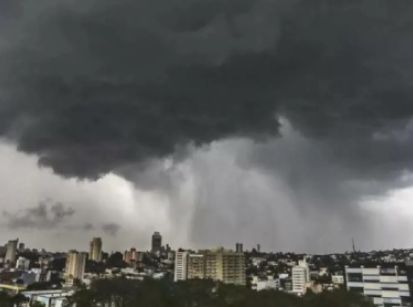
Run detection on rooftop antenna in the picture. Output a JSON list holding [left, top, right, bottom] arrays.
[[352, 237, 356, 253]]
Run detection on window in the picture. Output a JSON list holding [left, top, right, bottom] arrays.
[[349, 286, 364, 294], [348, 273, 363, 282]]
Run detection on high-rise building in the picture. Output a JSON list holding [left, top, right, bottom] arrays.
[[5, 239, 18, 265], [407, 261, 413, 302], [89, 237, 102, 262], [151, 232, 162, 254], [292, 266, 308, 295], [18, 243, 25, 252], [179, 248, 246, 286], [235, 243, 243, 253], [292, 264, 309, 295], [188, 254, 205, 280], [345, 265, 411, 306], [174, 250, 189, 282], [65, 251, 87, 284], [203, 248, 246, 285]]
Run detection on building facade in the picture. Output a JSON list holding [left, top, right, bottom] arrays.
[[188, 254, 206, 280], [345, 265, 411, 307], [292, 266, 309, 295], [65, 251, 87, 284], [173, 248, 246, 286], [5, 239, 18, 265], [174, 250, 189, 281], [151, 232, 162, 254], [89, 237, 102, 262], [292, 260, 310, 295], [16, 257, 30, 271], [124, 248, 143, 265], [18, 243, 25, 252], [22, 289, 74, 307], [206, 248, 246, 285]]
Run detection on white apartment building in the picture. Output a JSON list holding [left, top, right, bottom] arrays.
[[345, 265, 411, 307], [292, 259, 310, 295], [22, 289, 74, 307], [292, 266, 309, 295], [174, 251, 189, 282], [251, 275, 280, 291], [16, 257, 30, 271]]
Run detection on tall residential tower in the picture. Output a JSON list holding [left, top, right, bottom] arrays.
[[5, 239, 18, 265], [151, 232, 162, 254], [65, 250, 87, 284], [89, 237, 102, 262], [174, 250, 189, 282]]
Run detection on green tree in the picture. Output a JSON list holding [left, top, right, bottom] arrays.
[[107, 252, 126, 268], [68, 278, 375, 307], [0, 291, 12, 307], [66, 284, 96, 307], [302, 289, 374, 307], [11, 293, 29, 307]]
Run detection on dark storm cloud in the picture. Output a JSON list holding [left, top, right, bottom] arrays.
[[0, 0, 21, 19], [102, 223, 120, 236], [3, 199, 75, 229], [0, 0, 413, 183]]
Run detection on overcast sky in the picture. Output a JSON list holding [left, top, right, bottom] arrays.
[[1, 0, 413, 253]]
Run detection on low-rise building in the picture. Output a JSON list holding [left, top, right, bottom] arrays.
[[332, 274, 344, 285], [22, 289, 74, 307], [16, 257, 30, 271], [345, 265, 411, 307]]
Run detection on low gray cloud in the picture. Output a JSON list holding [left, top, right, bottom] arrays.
[[181, 126, 397, 251], [3, 199, 75, 230], [102, 223, 120, 236], [83, 223, 94, 231]]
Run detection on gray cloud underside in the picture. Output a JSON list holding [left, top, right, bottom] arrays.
[[102, 223, 121, 236], [0, 0, 413, 182], [3, 199, 75, 229]]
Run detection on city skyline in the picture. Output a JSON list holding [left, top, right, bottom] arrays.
[[1, 235, 409, 258], [0, 232, 411, 306], [1, 0, 413, 253]]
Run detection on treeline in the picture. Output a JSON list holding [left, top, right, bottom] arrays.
[[0, 292, 33, 307], [67, 278, 374, 307]]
